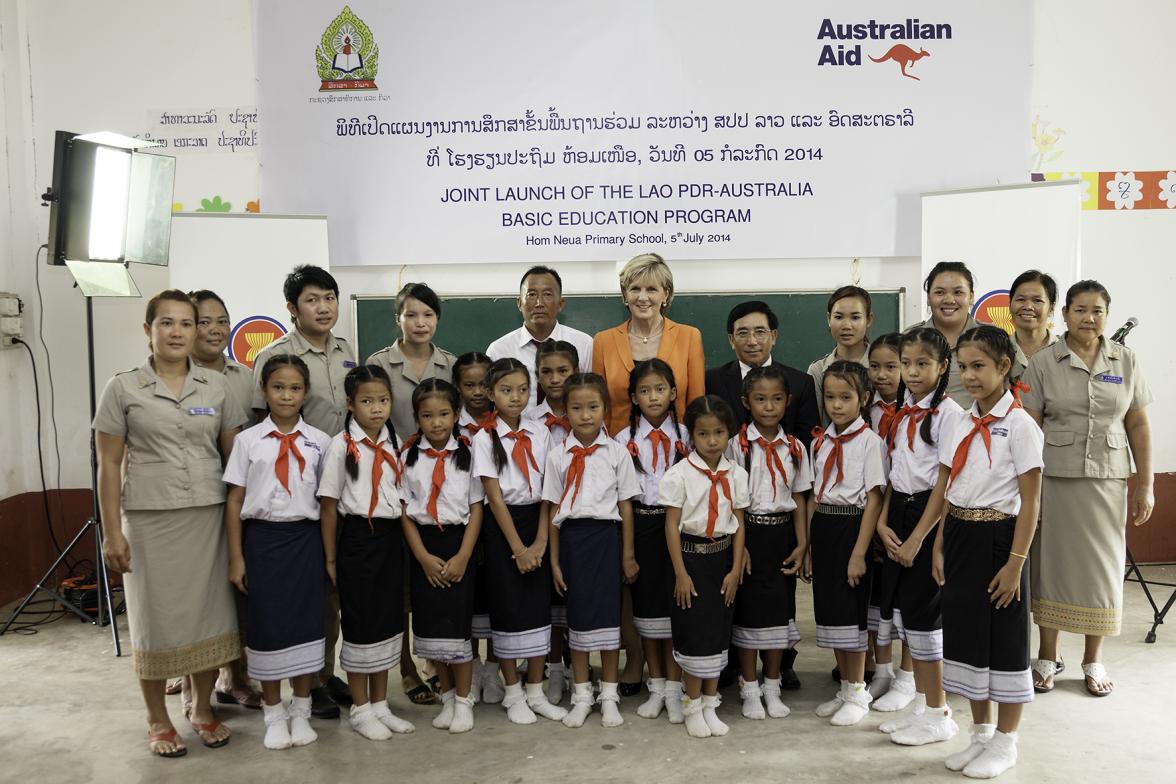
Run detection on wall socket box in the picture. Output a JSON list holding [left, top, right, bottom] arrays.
[[0, 293, 24, 348]]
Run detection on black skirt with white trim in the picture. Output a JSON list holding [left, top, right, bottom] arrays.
[[811, 508, 870, 653], [559, 517, 622, 652], [337, 514, 404, 674], [472, 506, 491, 639], [941, 512, 1032, 704], [485, 503, 552, 659], [886, 490, 943, 660], [629, 504, 672, 639], [671, 533, 735, 678], [733, 513, 800, 650], [409, 523, 476, 664]]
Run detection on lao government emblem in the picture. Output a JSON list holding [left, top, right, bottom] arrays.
[[316, 6, 379, 91]]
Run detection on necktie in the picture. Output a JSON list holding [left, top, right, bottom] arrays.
[[544, 412, 571, 433], [505, 429, 540, 487], [874, 399, 898, 438], [948, 413, 997, 487], [815, 423, 869, 501], [424, 448, 452, 528], [345, 432, 402, 524], [688, 459, 732, 540], [646, 428, 672, 471], [268, 430, 306, 495], [557, 443, 600, 510], [891, 404, 936, 451]]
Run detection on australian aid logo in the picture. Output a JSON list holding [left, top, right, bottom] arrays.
[[972, 291, 1016, 335], [229, 316, 288, 369], [816, 18, 952, 80], [316, 6, 379, 91]]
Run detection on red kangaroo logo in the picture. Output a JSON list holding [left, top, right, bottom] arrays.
[[870, 44, 930, 80]]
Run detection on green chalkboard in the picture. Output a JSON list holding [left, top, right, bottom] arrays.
[[353, 291, 902, 371]]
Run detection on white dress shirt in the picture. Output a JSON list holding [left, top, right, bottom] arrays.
[[472, 417, 549, 505], [402, 436, 486, 526], [888, 391, 967, 495], [541, 429, 641, 527], [486, 322, 594, 408], [810, 416, 888, 507], [317, 419, 405, 519], [724, 422, 812, 514], [224, 416, 332, 522], [613, 416, 690, 506], [658, 453, 751, 538]]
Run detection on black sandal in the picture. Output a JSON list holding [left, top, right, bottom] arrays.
[[619, 681, 642, 697], [403, 676, 438, 705]]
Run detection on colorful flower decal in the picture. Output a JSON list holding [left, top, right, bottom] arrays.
[[1031, 115, 1066, 172], [1105, 172, 1143, 210], [246, 199, 261, 213], [197, 195, 232, 212], [1158, 172, 1176, 209]]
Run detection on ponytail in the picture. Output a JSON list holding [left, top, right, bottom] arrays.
[[453, 422, 472, 472], [403, 430, 423, 466], [627, 409, 645, 474], [489, 425, 508, 474], [921, 366, 951, 445], [343, 411, 359, 480]]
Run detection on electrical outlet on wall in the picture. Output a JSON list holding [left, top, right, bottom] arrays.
[[0, 293, 25, 348]]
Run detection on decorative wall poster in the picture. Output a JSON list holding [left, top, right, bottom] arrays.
[[256, 1, 1032, 265]]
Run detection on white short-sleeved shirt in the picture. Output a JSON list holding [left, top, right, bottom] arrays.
[[317, 419, 405, 519], [888, 391, 967, 495], [524, 400, 570, 445], [941, 391, 1044, 516], [458, 407, 486, 440], [541, 429, 641, 527], [724, 423, 812, 514], [868, 393, 898, 435], [613, 416, 690, 506], [472, 417, 549, 505], [224, 416, 332, 522], [402, 436, 485, 526], [658, 453, 751, 538], [486, 323, 594, 408], [810, 416, 888, 507]]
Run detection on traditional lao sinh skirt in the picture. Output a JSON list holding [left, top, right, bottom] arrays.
[[243, 519, 326, 681], [671, 533, 736, 678], [410, 523, 476, 664], [733, 512, 801, 651], [811, 504, 870, 653], [559, 518, 622, 652], [484, 503, 552, 659], [337, 514, 404, 674], [630, 503, 673, 640]]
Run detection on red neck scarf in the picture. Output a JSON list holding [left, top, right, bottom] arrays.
[[344, 430, 402, 524], [948, 390, 1025, 486], [423, 447, 452, 528], [891, 403, 936, 452], [557, 443, 600, 510], [268, 430, 306, 495], [504, 427, 540, 486], [688, 458, 732, 540], [873, 398, 899, 438], [543, 411, 571, 433], [813, 422, 869, 501], [646, 427, 672, 471]]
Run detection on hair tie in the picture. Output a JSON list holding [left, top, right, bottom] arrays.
[[1011, 379, 1031, 401], [626, 440, 640, 458]]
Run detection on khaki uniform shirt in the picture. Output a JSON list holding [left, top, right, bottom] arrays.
[[366, 341, 457, 442], [1022, 335, 1153, 480], [1011, 334, 1057, 385], [93, 359, 247, 511], [193, 355, 256, 429], [251, 329, 355, 436]]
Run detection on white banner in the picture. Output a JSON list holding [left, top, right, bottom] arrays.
[[256, 0, 1032, 265]]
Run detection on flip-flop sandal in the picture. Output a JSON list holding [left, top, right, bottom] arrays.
[[215, 688, 263, 709], [426, 675, 441, 694], [1055, 659, 1066, 675], [148, 727, 187, 758], [189, 718, 231, 748], [1032, 659, 1057, 693], [1082, 662, 1113, 697], [164, 678, 183, 696]]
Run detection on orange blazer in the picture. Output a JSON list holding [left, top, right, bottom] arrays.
[[591, 317, 706, 436]]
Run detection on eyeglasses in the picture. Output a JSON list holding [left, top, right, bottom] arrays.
[[733, 328, 772, 342], [522, 291, 558, 303]]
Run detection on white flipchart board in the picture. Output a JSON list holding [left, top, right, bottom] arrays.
[[920, 181, 1082, 330], [93, 213, 329, 394]]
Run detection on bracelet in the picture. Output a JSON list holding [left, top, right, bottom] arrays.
[[1008, 551, 1028, 560]]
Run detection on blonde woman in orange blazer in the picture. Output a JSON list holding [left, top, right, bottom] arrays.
[[592, 254, 706, 437]]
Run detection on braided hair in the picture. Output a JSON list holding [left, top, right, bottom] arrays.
[[740, 364, 798, 472], [897, 328, 951, 446], [403, 378, 471, 472], [626, 358, 684, 474], [957, 325, 1017, 389], [342, 365, 399, 480], [485, 357, 530, 473], [822, 360, 871, 422]]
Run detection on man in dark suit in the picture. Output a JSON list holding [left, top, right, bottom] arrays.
[[705, 301, 820, 447], [705, 300, 818, 691]]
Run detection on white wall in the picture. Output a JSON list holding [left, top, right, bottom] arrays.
[[2, 0, 1173, 499]]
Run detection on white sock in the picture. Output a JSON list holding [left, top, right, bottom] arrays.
[[637, 678, 666, 719], [761, 676, 791, 718], [701, 694, 728, 736], [665, 680, 685, 724], [947, 723, 997, 771], [481, 662, 505, 704], [891, 703, 958, 746], [739, 677, 766, 720], [372, 701, 415, 734], [433, 689, 456, 729], [288, 695, 318, 746], [873, 668, 916, 712], [598, 681, 624, 727], [868, 661, 895, 699], [815, 681, 848, 718], [682, 696, 711, 738], [830, 681, 872, 726], [562, 682, 594, 728], [503, 682, 537, 725], [349, 702, 393, 740], [262, 701, 291, 750], [963, 730, 1018, 779], [449, 694, 475, 734], [526, 681, 569, 721], [880, 692, 927, 733], [546, 662, 565, 705]]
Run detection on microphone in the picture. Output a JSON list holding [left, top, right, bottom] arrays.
[[1110, 317, 1138, 345]]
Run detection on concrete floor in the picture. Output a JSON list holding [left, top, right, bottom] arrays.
[[1, 570, 1172, 784]]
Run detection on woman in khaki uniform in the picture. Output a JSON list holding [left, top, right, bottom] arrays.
[[907, 261, 980, 409], [806, 285, 874, 425], [1022, 280, 1155, 697], [1008, 270, 1058, 383], [95, 290, 247, 757]]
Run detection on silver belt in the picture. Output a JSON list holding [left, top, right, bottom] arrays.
[[746, 512, 791, 526], [815, 503, 863, 516], [634, 505, 666, 516], [681, 536, 732, 555]]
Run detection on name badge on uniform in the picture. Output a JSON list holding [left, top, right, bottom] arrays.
[[189, 407, 216, 416], [343, 360, 357, 368], [990, 426, 1009, 437], [1097, 374, 1123, 384]]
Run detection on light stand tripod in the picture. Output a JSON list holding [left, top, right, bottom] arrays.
[[1, 294, 122, 655]]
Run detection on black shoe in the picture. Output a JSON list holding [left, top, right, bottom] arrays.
[[619, 681, 642, 697], [779, 667, 802, 690], [831, 666, 841, 683], [309, 685, 340, 719], [325, 675, 352, 706]]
